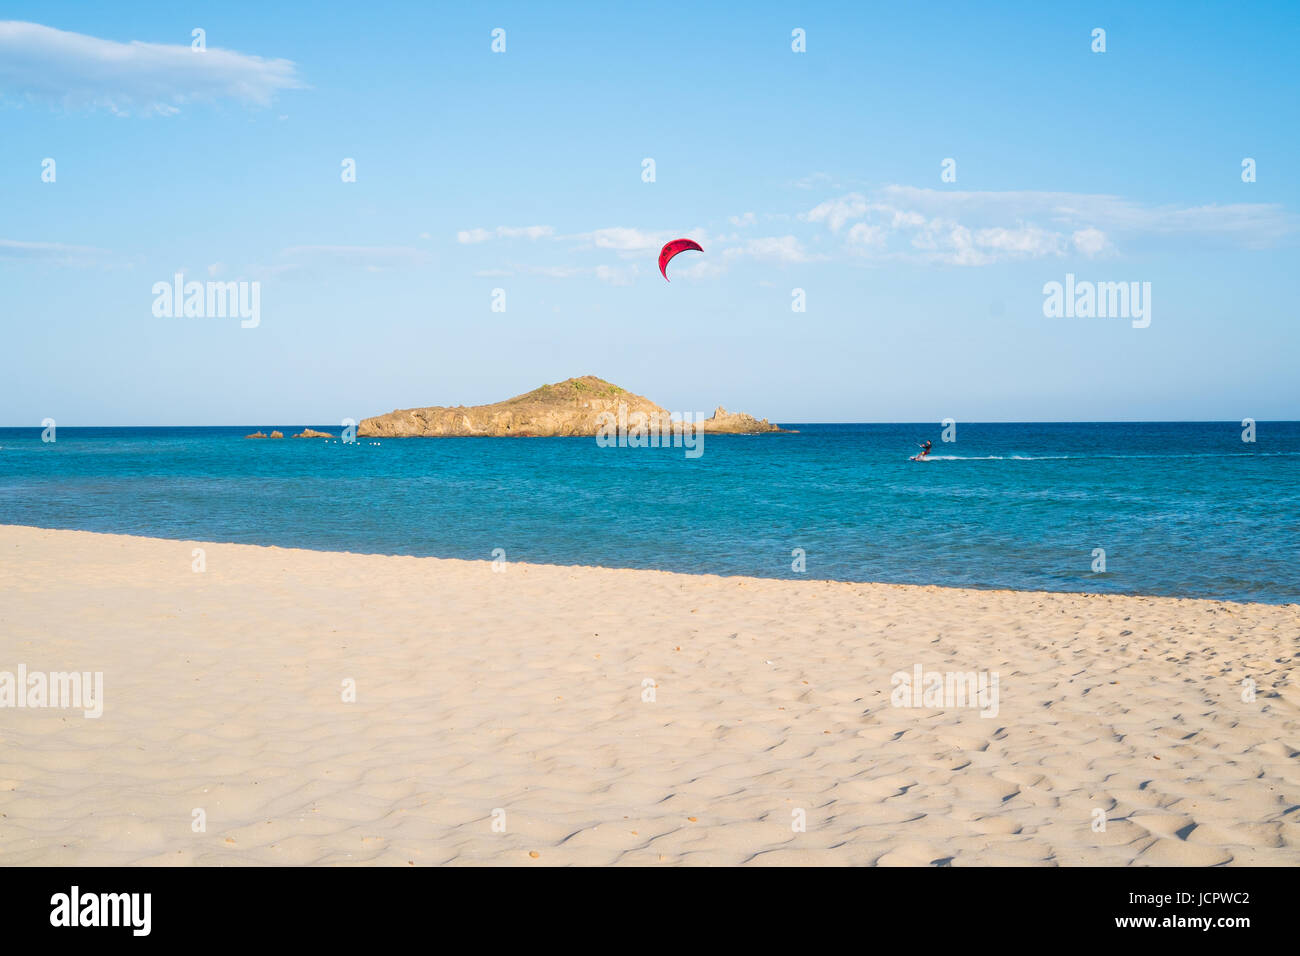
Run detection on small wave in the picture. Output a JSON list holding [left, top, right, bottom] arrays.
[[915, 451, 1300, 461], [918, 455, 1068, 461]]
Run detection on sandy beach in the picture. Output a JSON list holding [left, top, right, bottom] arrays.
[[1, 523, 1297, 866]]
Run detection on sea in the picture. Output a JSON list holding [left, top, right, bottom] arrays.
[[1, 422, 1296, 604]]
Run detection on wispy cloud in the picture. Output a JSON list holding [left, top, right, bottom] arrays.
[[522, 263, 641, 284], [280, 245, 428, 263], [802, 186, 1294, 264], [525, 265, 584, 279], [878, 186, 1294, 244], [457, 225, 554, 244], [264, 245, 429, 277], [0, 238, 107, 263], [457, 187, 1270, 278], [723, 236, 816, 263], [496, 225, 554, 240], [567, 226, 674, 253], [0, 21, 304, 115], [458, 224, 704, 257], [593, 263, 640, 285], [792, 171, 843, 191], [804, 194, 871, 232], [456, 221, 814, 281]]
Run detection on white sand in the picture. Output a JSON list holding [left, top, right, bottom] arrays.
[[1, 524, 1297, 866]]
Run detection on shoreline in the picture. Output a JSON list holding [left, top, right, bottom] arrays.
[[2, 524, 1297, 865], [0, 522, 1288, 608]]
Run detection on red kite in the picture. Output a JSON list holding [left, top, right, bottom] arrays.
[[658, 238, 703, 281]]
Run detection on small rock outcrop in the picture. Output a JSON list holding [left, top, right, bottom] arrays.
[[269, 430, 284, 439], [699, 406, 784, 434], [292, 429, 334, 438], [245, 431, 267, 439]]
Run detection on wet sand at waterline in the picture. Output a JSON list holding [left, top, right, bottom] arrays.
[[1, 524, 1297, 865]]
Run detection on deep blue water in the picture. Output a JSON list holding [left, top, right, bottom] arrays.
[[1, 422, 1297, 603]]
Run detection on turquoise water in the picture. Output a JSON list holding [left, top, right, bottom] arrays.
[[1, 422, 1296, 603]]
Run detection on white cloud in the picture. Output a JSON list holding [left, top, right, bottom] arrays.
[[1071, 227, 1108, 257], [0, 21, 304, 115], [903, 220, 1067, 266], [973, 225, 1067, 258], [889, 209, 927, 229], [846, 223, 887, 250], [729, 212, 757, 227], [803, 193, 871, 232], [457, 225, 554, 243]]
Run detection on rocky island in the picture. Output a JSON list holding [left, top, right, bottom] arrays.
[[357, 376, 789, 438]]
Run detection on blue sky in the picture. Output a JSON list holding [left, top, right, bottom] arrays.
[[2, 1, 1297, 424]]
